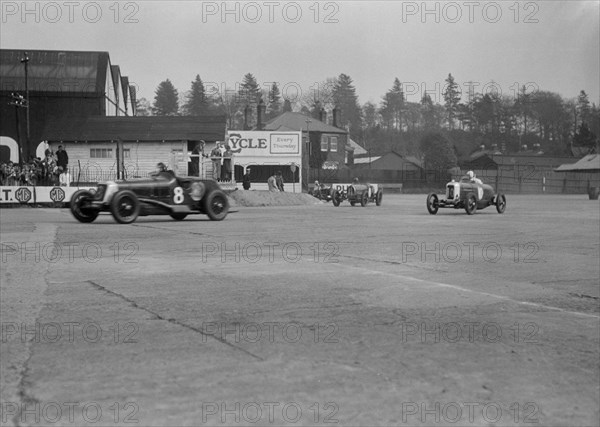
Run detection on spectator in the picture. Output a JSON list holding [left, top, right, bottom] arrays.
[[59, 166, 71, 186], [221, 145, 232, 181], [275, 170, 284, 192], [56, 145, 69, 170], [242, 169, 251, 190], [267, 174, 279, 192], [210, 143, 222, 181]]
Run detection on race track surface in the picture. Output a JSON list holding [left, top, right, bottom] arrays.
[[1, 194, 598, 426]]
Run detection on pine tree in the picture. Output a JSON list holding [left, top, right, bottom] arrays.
[[183, 75, 208, 116], [153, 79, 179, 116], [282, 99, 293, 112], [332, 73, 362, 134], [443, 73, 461, 130], [267, 82, 282, 119]]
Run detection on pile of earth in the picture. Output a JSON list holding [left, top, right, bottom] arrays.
[[226, 190, 323, 207]]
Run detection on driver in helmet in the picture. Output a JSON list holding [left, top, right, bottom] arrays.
[[152, 162, 175, 178], [465, 170, 482, 184]]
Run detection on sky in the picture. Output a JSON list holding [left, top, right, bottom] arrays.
[[1, 0, 599, 107]]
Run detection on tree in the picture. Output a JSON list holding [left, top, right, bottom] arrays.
[[153, 79, 179, 116], [573, 122, 598, 153], [332, 73, 362, 135], [267, 82, 282, 119], [420, 132, 458, 180], [182, 75, 209, 116], [443, 73, 461, 130], [577, 90, 592, 126], [420, 93, 438, 130], [282, 98, 293, 112], [238, 73, 261, 126], [380, 78, 405, 131], [135, 97, 152, 116]]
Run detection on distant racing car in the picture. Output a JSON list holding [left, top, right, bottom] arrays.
[[330, 182, 382, 207], [426, 172, 506, 215], [70, 172, 229, 224]]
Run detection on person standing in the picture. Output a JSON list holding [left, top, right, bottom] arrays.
[[275, 170, 284, 192], [56, 145, 68, 170], [242, 169, 251, 190], [221, 145, 233, 182], [210, 143, 222, 181], [267, 174, 279, 192]]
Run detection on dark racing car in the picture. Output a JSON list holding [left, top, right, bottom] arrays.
[[70, 171, 229, 224], [426, 172, 506, 215]]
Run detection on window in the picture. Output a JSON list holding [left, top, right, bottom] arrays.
[[329, 136, 338, 152], [123, 148, 130, 159], [320, 136, 328, 152], [90, 148, 112, 158]]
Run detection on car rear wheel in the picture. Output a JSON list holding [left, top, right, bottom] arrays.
[[465, 192, 477, 215], [495, 193, 506, 214], [376, 190, 383, 206], [204, 190, 229, 221], [110, 190, 140, 224], [170, 213, 188, 220], [360, 191, 368, 207], [70, 190, 99, 223], [332, 190, 341, 207], [426, 193, 439, 215]]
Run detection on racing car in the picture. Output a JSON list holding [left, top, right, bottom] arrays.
[[311, 181, 337, 203], [70, 171, 229, 224], [426, 172, 506, 215], [331, 181, 383, 207]]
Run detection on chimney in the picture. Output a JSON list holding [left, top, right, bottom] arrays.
[[257, 99, 266, 130], [312, 101, 321, 120], [243, 105, 251, 130], [319, 108, 327, 124], [333, 106, 341, 128]]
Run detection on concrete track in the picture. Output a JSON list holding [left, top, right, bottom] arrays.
[[1, 194, 598, 426]]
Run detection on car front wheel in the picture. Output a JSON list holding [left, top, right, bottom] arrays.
[[465, 192, 477, 215], [495, 193, 506, 214], [376, 190, 383, 206], [110, 190, 140, 224], [360, 191, 368, 207], [70, 190, 99, 223], [426, 193, 439, 215], [332, 190, 341, 207], [204, 190, 229, 221]]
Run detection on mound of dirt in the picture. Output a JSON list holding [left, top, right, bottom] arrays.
[[227, 190, 323, 207]]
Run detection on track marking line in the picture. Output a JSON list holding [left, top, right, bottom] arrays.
[[331, 263, 600, 319]]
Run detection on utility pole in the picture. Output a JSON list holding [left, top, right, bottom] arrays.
[[21, 52, 30, 161]]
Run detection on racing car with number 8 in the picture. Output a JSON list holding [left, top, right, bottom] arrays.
[[70, 171, 229, 224]]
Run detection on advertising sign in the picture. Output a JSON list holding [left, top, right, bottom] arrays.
[[226, 131, 301, 157]]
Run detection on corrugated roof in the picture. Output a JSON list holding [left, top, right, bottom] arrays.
[[347, 138, 367, 155], [555, 154, 600, 172], [0, 49, 110, 93], [42, 116, 227, 142], [354, 156, 381, 164], [263, 112, 347, 134]]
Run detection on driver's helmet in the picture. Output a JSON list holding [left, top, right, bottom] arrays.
[[156, 162, 167, 172], [467, 171, 474, 180], [352, 177, 359, 184]]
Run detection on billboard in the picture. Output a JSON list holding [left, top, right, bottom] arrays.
[[226, 131, 301, 157]]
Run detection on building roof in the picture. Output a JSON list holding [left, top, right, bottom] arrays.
[[353, 151, 424, 169], [0, 49, 111, 93], [263, 112, 347, 134], [463, 152, 577, 169], [42, 116, 227, 142], [354, 156, 381, 164], [555, 154, 600, 172], [347, 138, 368, 156]]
